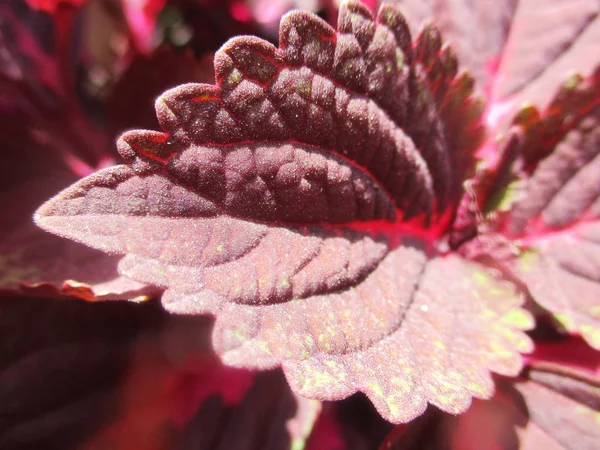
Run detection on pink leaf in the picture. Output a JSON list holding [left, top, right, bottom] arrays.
[[35, 1, 531, 423]]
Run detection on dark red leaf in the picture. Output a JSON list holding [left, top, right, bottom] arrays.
[[24, 0, 86, 15], [0, 291, 163, 449], [174, 369, 320, 450], [108, 47, 215, 136], [35, 1, 531, 422]]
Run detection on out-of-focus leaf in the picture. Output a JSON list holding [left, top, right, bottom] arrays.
[[384, 0, 517, 96], [108, 46, 214, 135], [491, 0, 600, 119], [34, 1, 533, 423], [0, 290, 164, 449], [528, 337, 600, 376], [388, 0, 600, 128], [120, 0, 166, 53], [383, 365, 600, 450], [24, 0, 87, 15], [0, 288, 258, 450], [487, 70, 600, 349], [174, 369, 321, 450], [0, 0, 115, 166]]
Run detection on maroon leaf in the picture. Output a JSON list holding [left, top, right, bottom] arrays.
[[108, 47, 215, 136], [487, 70, 600, 349], [35, 1, 531, 422], [0, 290, 164, 450]]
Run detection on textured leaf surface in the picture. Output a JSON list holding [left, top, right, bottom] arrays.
[[495, 72, 600, 349], [35, 1, 531, 423]]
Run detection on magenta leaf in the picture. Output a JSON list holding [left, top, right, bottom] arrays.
[[35, 1, 532, 423], [486, 70, 600, 349]]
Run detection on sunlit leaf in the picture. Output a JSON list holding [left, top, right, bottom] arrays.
[[35, 1, 531, 423]]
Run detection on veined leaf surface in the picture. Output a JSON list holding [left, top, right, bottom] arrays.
[[35, 1, 532, 423]]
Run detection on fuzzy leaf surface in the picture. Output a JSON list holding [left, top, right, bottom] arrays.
[[35, 1, 531, 423]]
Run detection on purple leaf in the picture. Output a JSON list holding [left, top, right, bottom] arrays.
[[490, 71, 600, 349], [35, 1, 531, 423]]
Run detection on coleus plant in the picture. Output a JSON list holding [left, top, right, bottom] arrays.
[[2, 0, 600, 448]]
